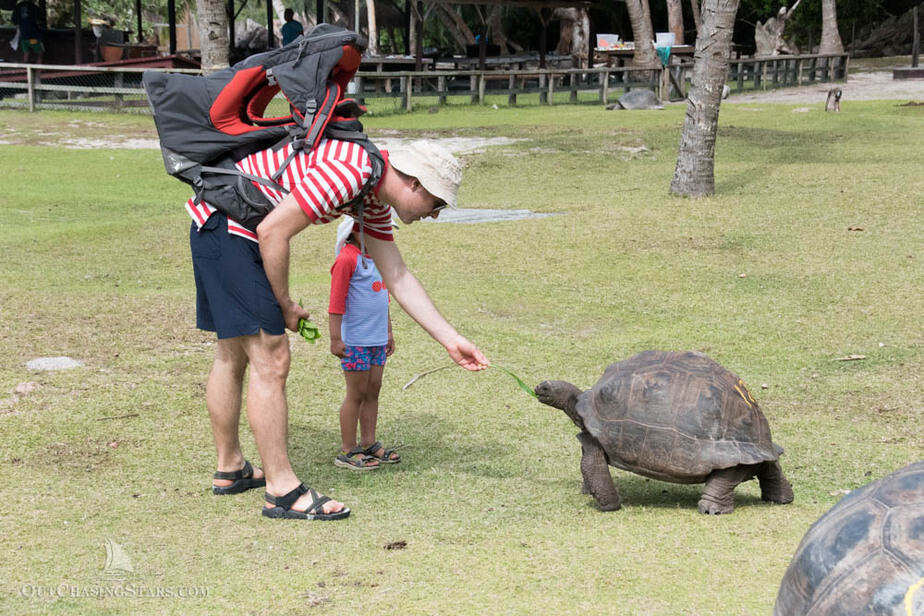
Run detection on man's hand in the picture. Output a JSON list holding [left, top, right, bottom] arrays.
[[445, 334, 489, 371], [281, 299, 310, 333]]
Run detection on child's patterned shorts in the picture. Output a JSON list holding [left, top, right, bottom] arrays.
[[341, 345, 387, 371]]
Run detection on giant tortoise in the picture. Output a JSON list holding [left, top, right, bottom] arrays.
[[774, 460, 924, 615], [535, 350, 794, 514]]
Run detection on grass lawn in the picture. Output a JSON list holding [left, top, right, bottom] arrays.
[[0, 96, 921, 615]]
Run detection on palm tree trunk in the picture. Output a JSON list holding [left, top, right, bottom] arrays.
[[670, 0, 740, 197], [366, 0, 379, 54], [690, 0, 702, 34], [625, 0, 660, 69], [196, 0, 230, 72], [667, 0, 685, 45], [819, 0, 844, 54]]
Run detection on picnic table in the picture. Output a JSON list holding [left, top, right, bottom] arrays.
[[595, 44, 695, 67]]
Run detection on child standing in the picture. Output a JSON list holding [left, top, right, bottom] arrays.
[[329, 217, 401, 470]]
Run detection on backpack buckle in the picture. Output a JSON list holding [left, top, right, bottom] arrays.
[[266, 69, 277, 87]]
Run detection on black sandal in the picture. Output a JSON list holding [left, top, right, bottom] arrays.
[[334, 447, 381, 471], [212, 460, 266, 495], [362, 440, 401, 464], [262, 483, 351, 521]]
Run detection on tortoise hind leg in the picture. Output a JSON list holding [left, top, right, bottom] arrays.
[[698, 465, 758, 514], [576, 433, 621, 511], [757, 460, 794, 505]]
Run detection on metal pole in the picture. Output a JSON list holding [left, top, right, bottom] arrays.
[[135, 0, 142, 42], [266, 0, 274, 48], [913, 5, 920, 68], [229, 0, 236, 53], [168, 0, 177, 55], [73, 0, 82, 63]]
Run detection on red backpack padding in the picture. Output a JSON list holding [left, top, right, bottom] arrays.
[[143, 24, 384, 233]]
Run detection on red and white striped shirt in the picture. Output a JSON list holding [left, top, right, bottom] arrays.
[[184, 139, 394, 244]]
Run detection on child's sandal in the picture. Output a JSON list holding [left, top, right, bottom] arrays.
[[362, 441, 401, 464], [334, 447, 380, 471]]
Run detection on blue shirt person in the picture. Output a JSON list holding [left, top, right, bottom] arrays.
[[281, 9, 304, 46]]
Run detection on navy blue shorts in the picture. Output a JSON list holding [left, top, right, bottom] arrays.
[[189, 215, 285, 339]]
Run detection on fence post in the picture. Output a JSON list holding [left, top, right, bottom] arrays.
[[114, 71, 125, 110], [405, 75, 413, 112], [26, 66, 36, 112], [546, 73, 555, 104], [569, 72, 578, 102], [355, 76, 365, 104], [470, 75, 478, 104], [477, 74, 486, 104], [438, 75, 446, 105], [659, 66, 670, 101], [508, 74, 516, 105], [538, 73, 547, 104], [736, 60, 744, 91], [600, 68, 609, 104]]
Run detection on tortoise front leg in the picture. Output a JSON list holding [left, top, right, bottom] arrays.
[[576, 432, 621, 511], [698, 464, 758, 514]]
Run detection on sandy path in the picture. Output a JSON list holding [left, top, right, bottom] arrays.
[[727, 70, 924, 104]]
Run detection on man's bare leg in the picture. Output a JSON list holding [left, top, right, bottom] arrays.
[[208, 337, 264, 487], [241, 330, 345, 515]]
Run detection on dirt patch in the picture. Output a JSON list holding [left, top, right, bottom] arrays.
[[726, 71, 924, 104], [424, 208, 552, 224]]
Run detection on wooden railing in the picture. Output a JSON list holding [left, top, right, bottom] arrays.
[[727, 53, 849, 93], [353, 66, 665, 110], [0, 53, 849, 113]]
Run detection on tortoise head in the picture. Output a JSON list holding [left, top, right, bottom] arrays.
[[535, 380, 585, 430]]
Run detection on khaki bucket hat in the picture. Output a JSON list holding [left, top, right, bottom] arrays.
[[388, 140, 462, 208]]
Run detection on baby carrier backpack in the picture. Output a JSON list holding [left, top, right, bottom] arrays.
[[143, 24, 384, 232]]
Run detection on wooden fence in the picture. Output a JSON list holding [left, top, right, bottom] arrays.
[[0, 53, 849, 113]]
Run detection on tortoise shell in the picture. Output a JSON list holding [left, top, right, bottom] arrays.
[[577, 350, 780, 483], [774, 461, 924, 615]]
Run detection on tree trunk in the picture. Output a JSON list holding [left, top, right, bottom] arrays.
[[670, 0, 740, 197], [366, 0, 379, 54], [819, 0, 844, 54], [667, 0, 685, 45], [554, 7, 590, 67], [555, 8, 574, 56], [625, 0, 660, 69], [435, 3, 474, 52], [690, 0, 702, 34], [196, 0, 230, 72], [489, 6, 511, 54], [754, 0, 801, 56]]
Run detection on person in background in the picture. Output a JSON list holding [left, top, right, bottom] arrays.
[[12, 0, 44, 64], [328, 218, 400, 471], [281, 9, 304, 46]]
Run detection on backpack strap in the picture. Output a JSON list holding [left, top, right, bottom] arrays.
[[270, 81, 342, 182], [199, 164, 290, 196]]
